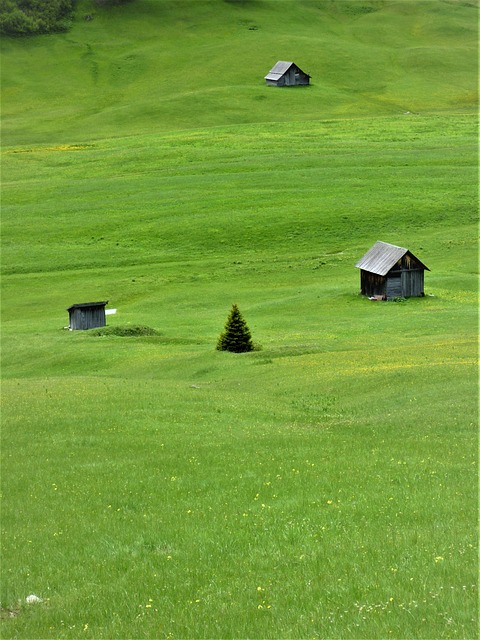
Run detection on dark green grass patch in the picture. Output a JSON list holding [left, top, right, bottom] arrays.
[[89, 324, 160, 337]]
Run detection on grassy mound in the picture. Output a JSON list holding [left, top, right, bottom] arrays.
[[89, 324, 160, 337]]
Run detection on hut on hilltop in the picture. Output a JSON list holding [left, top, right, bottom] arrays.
[[67, 301, 108, 330], [355, 241, 429, 299], [265, 61, 311, 87]]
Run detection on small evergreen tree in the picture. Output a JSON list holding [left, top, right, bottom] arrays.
[[216, 304, 254, 353]]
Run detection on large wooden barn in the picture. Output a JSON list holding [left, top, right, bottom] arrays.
[[355, 241, 429, 299], [265, 61, 311, 87], [67, 301, 108, 330]]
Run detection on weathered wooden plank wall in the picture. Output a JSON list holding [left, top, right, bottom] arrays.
[[69, 307, 106, 330]]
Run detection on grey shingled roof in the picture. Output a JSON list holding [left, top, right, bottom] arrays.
[[265, 61, 298, 80], [355, 241, 411, 276]]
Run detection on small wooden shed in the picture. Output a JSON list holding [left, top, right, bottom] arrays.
[[355, 241, 429, 299], [265, 61, 311, 87], [67, 301, 108, 330]]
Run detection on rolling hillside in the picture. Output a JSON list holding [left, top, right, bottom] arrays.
[[1, 0, 477, 145], [0, 1, 478, 639]]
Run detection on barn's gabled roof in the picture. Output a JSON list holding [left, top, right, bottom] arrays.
[[264, 61, 310, 81], [265, 61, 294, 81], [355, 241, 429, 276]]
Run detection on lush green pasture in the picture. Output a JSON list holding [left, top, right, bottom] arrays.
[[1, 0, 477, 146], [1, 0, 478, 637], [1, 113, 478, 638]]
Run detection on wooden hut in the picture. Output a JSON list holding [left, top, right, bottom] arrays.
[[67, 301, 108, 330], [355, 241, 429, 299], [265, 61, 310, 87]]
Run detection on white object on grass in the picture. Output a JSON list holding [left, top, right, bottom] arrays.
[[26, 594, 42, 604]]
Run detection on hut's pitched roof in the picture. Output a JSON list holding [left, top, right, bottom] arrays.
[[67, 301, 108, 311], [264, 61, 310, 81], [355, 241, 429, 276]]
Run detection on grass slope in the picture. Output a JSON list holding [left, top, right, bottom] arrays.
[[0, 1, 478, 639], [1, 0, 477, 145], [1, 113, 477, 639]]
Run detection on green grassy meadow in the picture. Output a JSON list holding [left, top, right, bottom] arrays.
[[1, 0, 478, 638]]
